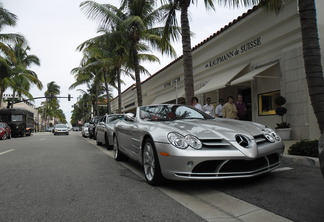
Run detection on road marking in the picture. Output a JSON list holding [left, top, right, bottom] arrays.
[[0, 149, 15, 156]]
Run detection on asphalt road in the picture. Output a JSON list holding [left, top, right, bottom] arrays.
[[0, 132, 205, 222], [1, 132, 324, 222]]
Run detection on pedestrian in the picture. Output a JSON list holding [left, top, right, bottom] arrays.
[[234, 94, 247, 120], [222, 96, 238, 119], [202, 97, 215, 116], [215, 98, 225, 118], [191, 96, 203, 110]]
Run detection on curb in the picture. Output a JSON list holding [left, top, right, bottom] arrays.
[[282, 154, 319, 168]]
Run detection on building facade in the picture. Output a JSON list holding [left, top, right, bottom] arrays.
[[111, 0, 323, 140]]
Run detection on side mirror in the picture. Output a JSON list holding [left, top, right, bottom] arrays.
[[125, 113, 135, 122]]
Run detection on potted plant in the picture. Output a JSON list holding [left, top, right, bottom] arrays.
[[275, 96, 292, 140]]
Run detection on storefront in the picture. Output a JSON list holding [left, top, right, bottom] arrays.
[[111, 0, 323, 140]]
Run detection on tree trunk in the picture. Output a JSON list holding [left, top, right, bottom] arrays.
[[180, 0, 194, 105], [132, 46, 143, 106], [0, 87, 4, 108], [298, 0, 324, 177], [103, 72, 111, 114], [117, 70, 122, 113], [11, 89, 16, 108]]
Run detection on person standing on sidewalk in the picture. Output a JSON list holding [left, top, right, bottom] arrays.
[[202, 97, 215, 116], [215, 98, 225, 118], [234, 94, 247, 120], [222, 96, 238, 119]]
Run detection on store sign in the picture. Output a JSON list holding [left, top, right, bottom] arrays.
[[205, 37, 262, 68]]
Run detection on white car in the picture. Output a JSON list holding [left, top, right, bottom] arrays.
[[53, 124, 69, 135], [81, 122, 90, 137]]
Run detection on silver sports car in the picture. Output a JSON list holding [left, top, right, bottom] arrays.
[[113, 104, 284, 185]]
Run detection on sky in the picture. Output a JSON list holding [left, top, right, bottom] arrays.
[[2, 0, 250, 123]]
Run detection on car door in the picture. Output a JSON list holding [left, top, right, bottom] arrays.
[[117, 115, 138, 159], [97, 116, 106, 143]]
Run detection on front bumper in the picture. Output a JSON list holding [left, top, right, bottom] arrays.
[[155, 141, 284, 181], [54, 130, 69, 135]]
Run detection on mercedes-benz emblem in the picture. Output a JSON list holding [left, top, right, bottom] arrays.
[[235, 135, 250, 148]]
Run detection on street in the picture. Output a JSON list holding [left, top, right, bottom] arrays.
[[0, 132, 205, 222], [1, 132, 324, 222]]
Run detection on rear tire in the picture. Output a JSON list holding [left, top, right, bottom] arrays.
[[113, 136, 126, 161], [143, 138, 165, 186]]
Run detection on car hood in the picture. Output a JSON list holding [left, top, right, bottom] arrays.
[[157, 118, 265, 139]]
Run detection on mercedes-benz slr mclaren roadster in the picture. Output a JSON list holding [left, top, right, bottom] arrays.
[[113, 104, 284, 185]]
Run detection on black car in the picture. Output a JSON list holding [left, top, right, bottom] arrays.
[[88, 116, 102, 139]]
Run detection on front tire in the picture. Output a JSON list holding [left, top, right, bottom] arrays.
[[143, 138, 164, 186], [106, 134, 113, 150], [96, 135, 102, 145], [1, 133, 7, 140]]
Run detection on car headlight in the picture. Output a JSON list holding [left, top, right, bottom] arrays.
[[0, 129, 3, 133], [167, 132, 202, 150], [263, 127, 280, 142]]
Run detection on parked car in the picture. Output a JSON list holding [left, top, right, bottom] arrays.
[[113, 104, 284, 185], [72, 126, 80, 131], [96, 114, 124, 149], [46, 127, 54, 132], [53, 124, 69, 135], [81, 122, 90, 137], [0, 122, 11, 140], [88, 116, 102, 139]]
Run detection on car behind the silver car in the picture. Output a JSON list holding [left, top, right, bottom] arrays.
[[81, 122, 90, 137], [113, 104, 285, 185]]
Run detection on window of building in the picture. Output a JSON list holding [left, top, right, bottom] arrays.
[[258, 91, 280, 116]]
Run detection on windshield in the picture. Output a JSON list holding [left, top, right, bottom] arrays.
[[140, 105, 214, 121], [12, 115, 23, 122], [108, 115, 124, 124]]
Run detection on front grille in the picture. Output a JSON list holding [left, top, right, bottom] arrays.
[[189, 153, 281, 178], [254, 134, 270, 145]]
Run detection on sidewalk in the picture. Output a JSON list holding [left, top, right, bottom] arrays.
[[283, 140, 320, 168]]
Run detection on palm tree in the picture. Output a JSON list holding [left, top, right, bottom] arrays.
[[72, 42, 118, 114], [5, 40, 43, 107], [80, 0, 177, 106], [0, 4, 25, 107], [43, 81, 60, 129]]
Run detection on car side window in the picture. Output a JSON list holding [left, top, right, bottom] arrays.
[[103, 116, 107, 123]]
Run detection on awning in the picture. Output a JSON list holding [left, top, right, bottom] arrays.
[[152, 88, 185, 104], [195, 64, 249, 94], [230, 63, 278, 85]]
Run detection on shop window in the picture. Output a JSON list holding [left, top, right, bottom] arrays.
[[258, 91, 280, 116]]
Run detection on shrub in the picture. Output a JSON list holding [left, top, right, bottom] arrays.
[[275, 96, 290, 129], [288, 140, 319, 157]]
